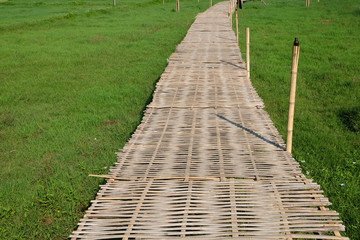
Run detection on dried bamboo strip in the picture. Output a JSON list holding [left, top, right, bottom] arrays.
[[122, 180, 153, 240]]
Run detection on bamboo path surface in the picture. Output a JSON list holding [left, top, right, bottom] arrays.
[[71, 2, 348, 239]]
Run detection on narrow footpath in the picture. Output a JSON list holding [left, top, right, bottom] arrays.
[[71, 2, 347, 239]]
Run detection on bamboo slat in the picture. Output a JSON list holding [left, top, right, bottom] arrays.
[[71, 180, 346, 239]]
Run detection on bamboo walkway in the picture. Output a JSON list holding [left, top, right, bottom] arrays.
[[71, 2, 347, 239]]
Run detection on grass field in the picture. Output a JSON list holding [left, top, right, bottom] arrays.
[[1, 0, 359, 239], [0, 0, 220, 238], [236, 0, 360, 238]]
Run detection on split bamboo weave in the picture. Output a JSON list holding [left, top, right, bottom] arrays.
[[71, 2, 347, 239]]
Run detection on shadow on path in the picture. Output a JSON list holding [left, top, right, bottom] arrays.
[[220, 60, 246, 70], [216, 114, 286, 151]]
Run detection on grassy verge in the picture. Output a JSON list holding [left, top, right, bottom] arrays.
[[0, 0, 220, 238], [236, 0, 360, 238]]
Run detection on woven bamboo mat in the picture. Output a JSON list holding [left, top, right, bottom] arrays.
[[71, 2, 348, 239]]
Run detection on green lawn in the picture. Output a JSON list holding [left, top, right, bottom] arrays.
[[1, 0, 359, 238], [236, 0, 360, 238], [0, 0, 220, 238]]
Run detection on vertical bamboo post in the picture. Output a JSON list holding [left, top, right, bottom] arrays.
[[236, 9, 239, 45], [210, 0, 212, 7], [246, 27, 250, 79], [230, 0, 232, 25], [306, 0, 310, 7], [113, 0, 116, 6], [228, 1, 231, 18], [230, 0, 232, 13], [176, 0, 179, 12], [286, 38, 300, 154]]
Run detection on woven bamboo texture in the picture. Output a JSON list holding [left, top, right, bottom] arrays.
[[71, 2, 347, 239]]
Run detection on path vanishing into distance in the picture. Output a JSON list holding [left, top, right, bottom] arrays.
[[71, 2, 348, 239]]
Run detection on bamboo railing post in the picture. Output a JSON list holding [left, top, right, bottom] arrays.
[[228, 1, 231, 19], [210, 0, 212, 7], [236, 9, 239, 45], [306, 0, 310, 7], [230, 2, 232, 25], [286, 38, 300, 154], [176, 0, 179, 12], [246, 27, 250, 79], [113, 0, 116, 6]]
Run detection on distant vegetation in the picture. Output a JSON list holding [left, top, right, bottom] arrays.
[[236, 0, 360, 238], [0, 0, 220, 238]]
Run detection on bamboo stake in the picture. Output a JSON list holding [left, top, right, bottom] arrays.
[[246, 27, 250, 79], [210, 0, 212, 7], [286, 38, 300, 154], [230, 1, 232, 25], [228, 1, 231, 18], [306, 0, 310, 7], [236, 9, 239, 45], [113, 0, 116, 6], [176, 0, 179, 12]]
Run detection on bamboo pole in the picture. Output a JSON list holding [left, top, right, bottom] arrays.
[[210, 0, 212, 7], [246, 27, 250, 79], [306, 0, 310, 7], [176, 0, 179, 12], [236, 9, 239, 45], [286, 38, 300, 154], [229, 1, 231, 19], [230, 1, 232, 25], [113, 0, 116, 6]]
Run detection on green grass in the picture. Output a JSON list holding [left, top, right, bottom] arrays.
[[236, 0, 360, 238], [0, 0, 221, 238]]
